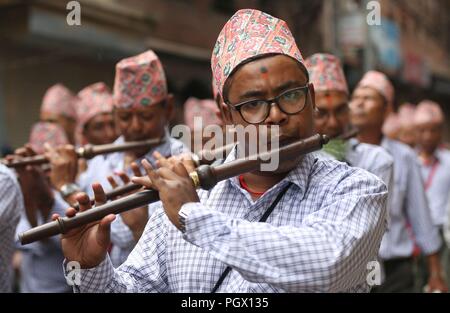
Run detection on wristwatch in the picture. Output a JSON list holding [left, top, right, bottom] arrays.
[[178, 204, 195, 233], [59, 183, 81, 198]]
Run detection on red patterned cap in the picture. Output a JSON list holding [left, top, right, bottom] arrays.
[[184, 97, 223, 130], [40, 84, 77, 119], [29, 122, 69, 154], [113, 50, 167, 109], [211, 9, 305, 98], [305, 53, 348, 95]]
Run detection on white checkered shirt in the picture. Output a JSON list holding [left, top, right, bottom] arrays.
[[379, 138, 441, 260], [77, 134, 188, 267], [68, 151, 388, 293], [0, 164, 23, 292]]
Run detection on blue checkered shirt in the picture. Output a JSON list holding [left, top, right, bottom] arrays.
[[68, 151, 388, 293], [379, 138, 441, 260], [0, 164, 22, 292]]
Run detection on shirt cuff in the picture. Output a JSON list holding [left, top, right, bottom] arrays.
[[180, 202, 229, 249], [63, 257, 114, 293]]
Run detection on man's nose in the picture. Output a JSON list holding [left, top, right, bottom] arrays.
[[129, 115, 142, 132], [327, 112, 341, 130], [265, 102, 288, 125], [105, 125, 116, 140]]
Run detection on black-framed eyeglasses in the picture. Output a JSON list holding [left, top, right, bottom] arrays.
[[225, 85, 309, 124]]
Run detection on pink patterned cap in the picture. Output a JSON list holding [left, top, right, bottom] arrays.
[[113, 50, 167, 109], [29, 122, 69, 154], [305, 53, 349, 95], [211, 9, 305, 98], [75, 82, 113, 145], [40, 84, 77, 119], [212, 77, 219, 100], [184, 97, 223, 130], [414, 100, 444, 125], [76, 82, 113, 129], [357, 71, 394, 106]]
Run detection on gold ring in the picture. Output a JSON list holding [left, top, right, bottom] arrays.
[[189, 171, 200, 189]]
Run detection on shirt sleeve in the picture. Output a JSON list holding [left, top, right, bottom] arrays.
[[182, 172, 388, 292], [405, 156, 442, 255], [71, 208, 169, 293], [444, 199, 450, 249], [16, 191, 68, 255]]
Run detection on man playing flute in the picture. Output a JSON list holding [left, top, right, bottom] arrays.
[[56, 9, 388, 292], [14, 122, 72, 292], [304, 53, 393, 189], [45, 50, 189, 268], [75, 82, 117, 147], [40, 84, 78, 145]]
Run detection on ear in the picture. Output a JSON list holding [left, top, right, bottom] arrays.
[[221, 97, 235, 124], [308, 82, 317, 112]]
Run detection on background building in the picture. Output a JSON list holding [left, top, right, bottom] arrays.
[[0, 0, 449, 149]]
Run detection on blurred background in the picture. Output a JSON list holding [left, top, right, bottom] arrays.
[[0, 0, 449, 150]]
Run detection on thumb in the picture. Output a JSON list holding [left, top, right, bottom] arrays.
[[96, 214, 115, 248]]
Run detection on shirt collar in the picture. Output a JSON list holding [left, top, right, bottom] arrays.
[[222, 145, 317, 200]]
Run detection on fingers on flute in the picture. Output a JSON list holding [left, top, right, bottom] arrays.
[[92, 182, 107, 205], [142, 159, 165, 188], [131, 176, 153, 189], [116, 171, 130, 184], [130, 162, 142, 177], [173, 161, 189, 177], [58, 206, 77, 219], [107, 175, 118, 189], [24, 144, 36, 156], [153, 151, 169, 168], [75, 192, 92, 212], [96, 214, 115, 247]]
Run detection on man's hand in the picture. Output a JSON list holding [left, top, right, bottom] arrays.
[[154, 151, 197, 173], [44, 144, 78, 190], [132, 157, 199, 230], [426, 274, 448, 293], [54, 183, 115, 269], [107, 162, 148, 241], [10, 144, 54, 225], [426, 253, 448, 293]]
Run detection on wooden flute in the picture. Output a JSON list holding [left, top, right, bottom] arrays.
[[18, 134, 329, 245]]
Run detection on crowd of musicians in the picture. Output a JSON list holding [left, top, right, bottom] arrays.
[[1, 9, 450, 293]]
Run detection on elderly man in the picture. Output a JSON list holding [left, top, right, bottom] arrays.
[[349, 71, 446, 292], [414, 100, 450, 288], [46, 50, 188, 268], [75, 82, 117, 146], [14, 122, 72, 292], [305, 53, 393, 189], [54, 9, 387, 293], [40, 84, 78, 145]]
